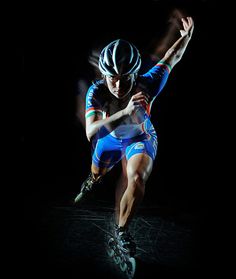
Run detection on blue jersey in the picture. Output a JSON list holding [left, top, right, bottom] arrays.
[[85, 61, 172, 168], [85, 61, 171, 139]]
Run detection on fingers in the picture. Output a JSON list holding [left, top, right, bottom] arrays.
[[133, 97, 149, 105], [126, 92, 150, 115], [188, 17, 193, 24], [133, 91, 150, 98], [132, 92, 150, 103], [181, 16, 194, 30], [188, 17, 194, 30], [181, 17, 189, 30]]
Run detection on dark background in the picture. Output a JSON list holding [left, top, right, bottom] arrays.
[[23, 0, 217, 208], [19, 0, 224, 277]]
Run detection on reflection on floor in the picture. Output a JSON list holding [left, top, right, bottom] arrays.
[[24, 196, 206, 278]]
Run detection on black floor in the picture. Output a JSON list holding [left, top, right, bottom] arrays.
[[22, 191, 212, 279]]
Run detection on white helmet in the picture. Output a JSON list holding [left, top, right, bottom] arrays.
[[98, 39, 141, 76]]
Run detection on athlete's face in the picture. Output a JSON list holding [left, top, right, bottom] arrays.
[[105, 74, 135, 99]]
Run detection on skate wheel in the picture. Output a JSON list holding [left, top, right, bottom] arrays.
[[108, 238, 115, 246], [120, 260, 127, 272], [107, 238, 115, 257], [114, 255, 121, 264], [106, 246, 115, 257], [126, 257, 136, 278]]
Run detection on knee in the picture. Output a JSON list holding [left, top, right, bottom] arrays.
[[127, 170, 146, 195], [133, 172, 145, 186], [127, 168, 148, 185]]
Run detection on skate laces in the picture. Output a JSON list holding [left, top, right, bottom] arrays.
[[116, 227, 135, 247]]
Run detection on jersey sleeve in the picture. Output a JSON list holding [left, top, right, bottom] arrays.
[[140, 60, 172, 98], [85, 84, 103, 119]]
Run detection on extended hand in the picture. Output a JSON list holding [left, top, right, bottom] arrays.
[[180, 17, 194, 38], [124, 92, 149, 116]]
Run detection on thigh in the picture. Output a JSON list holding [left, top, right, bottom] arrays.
[[125, 134, 158, 163], [125, 133, 157, 182], [126, 153, 153, 183], [92, 134, 124, 170]]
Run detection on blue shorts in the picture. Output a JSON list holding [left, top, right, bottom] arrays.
[[91, 126, 158, 169]]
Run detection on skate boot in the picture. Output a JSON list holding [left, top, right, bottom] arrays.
[[106, 225, 136, 277], [114, 225, 136, 257], [74, 172, 101, 203]]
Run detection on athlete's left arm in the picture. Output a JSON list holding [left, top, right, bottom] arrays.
[[138, 17, 194, 100], [161, 17, 194, 69]]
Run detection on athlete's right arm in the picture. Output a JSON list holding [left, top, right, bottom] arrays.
[[86, 92, 148, 141]]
